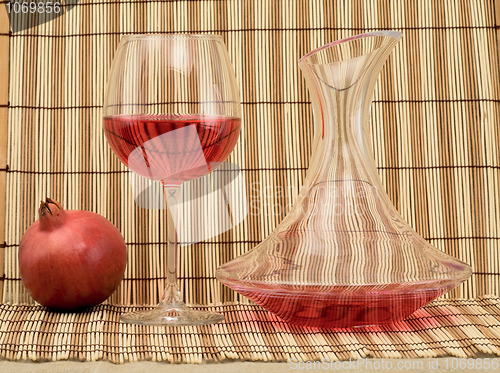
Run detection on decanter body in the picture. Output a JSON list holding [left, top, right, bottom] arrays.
[[217, 31, 472, 328]]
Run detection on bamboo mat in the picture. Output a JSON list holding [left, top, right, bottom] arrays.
[[0, 296, 499, 363], [0, 0, 499, 363]]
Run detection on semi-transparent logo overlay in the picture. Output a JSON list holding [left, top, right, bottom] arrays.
[[5, 1, 80, 33], [130, 163, 247, 246]]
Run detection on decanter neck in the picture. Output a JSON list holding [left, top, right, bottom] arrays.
[[299, 32, 402, 186]]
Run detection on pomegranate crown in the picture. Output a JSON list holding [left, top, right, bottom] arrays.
[[39, 198, 64, 218]]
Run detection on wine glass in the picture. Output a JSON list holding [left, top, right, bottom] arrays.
[[103, 34, 241, 325]]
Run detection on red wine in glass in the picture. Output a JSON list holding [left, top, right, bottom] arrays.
[[103, 114, 241, 184]]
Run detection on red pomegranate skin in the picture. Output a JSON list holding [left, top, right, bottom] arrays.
[[19, 199, 127, 310]]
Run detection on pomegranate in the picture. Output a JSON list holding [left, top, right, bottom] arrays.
[[19, 198, 127, 310]]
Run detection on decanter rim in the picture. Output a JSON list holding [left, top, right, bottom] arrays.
[[298, 30, 403, 65]]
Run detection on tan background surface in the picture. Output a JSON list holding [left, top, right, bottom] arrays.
[[1, 357, 497, 373]]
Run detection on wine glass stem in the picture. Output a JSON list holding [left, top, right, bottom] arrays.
[[161, 184, 184, 306]]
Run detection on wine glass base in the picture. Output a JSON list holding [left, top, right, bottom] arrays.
[[120, 304, 224, 326]]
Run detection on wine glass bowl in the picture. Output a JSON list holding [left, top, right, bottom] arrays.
[[102, 114, 241, 184], [103, 34, 241, 325]]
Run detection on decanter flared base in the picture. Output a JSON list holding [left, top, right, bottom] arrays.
[[219, 280, 454, 328], [217, 231, 471, 328]]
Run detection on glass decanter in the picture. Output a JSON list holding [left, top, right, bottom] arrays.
[[216, 31, 472, 328]]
